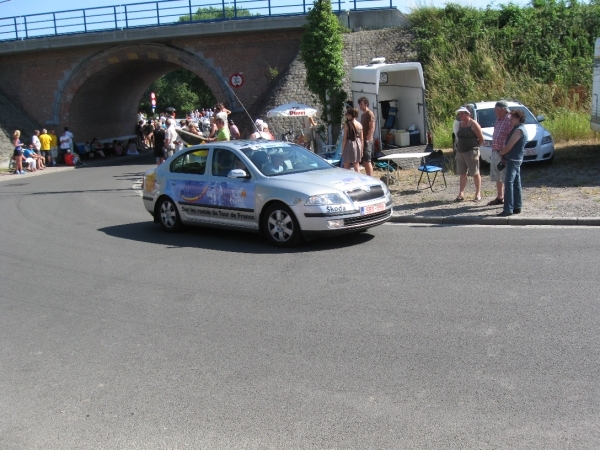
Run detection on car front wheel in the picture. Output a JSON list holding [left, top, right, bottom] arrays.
[[157, 197, 182, 232], [262, 203, 302, 247]]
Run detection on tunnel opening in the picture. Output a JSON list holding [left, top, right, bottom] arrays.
[[62, 45, 231, 143], [138, 69, 216, 119]]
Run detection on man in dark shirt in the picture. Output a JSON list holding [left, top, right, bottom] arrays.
[[153, 121, 166, 166], [358, 97, 375, 176]]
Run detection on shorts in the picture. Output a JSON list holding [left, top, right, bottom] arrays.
[[456, 148, 480, 176], [490, 151, 504, 182], [303, 128, 314, 142], [362, 140, 374, 163], [13, 148, 23, 157], [50, 146, 58, 158], [42, 150, 51, 158]]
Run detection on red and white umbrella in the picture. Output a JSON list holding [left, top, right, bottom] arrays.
[[266, 102, 318, 118]]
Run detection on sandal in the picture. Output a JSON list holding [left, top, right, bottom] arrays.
[[487, 198, 504, 206], [454, 196, 465, 202], [474, 195, 482, 202]]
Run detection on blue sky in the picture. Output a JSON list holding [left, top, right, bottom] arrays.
[[0, 0, 533, 19]]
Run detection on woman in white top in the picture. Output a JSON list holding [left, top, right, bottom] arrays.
[[249, 119, 271, 140]]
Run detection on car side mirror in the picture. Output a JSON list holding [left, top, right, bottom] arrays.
[[228, 169, 250, 179], [536, 114, 545, 122]]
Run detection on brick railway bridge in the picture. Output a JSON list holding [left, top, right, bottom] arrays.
[[0, 3, 405, 142]]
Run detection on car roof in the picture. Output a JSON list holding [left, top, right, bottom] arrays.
[[469, 100, 524, 110]]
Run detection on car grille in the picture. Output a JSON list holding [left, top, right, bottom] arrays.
[[523, 155, 538, 161], [345, 185, 385, 202], [525, 140, 537, 148], [344, 209, 391, 227]]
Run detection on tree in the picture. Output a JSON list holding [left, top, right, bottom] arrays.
[[300, 0, 346, 129], [139, 69, 216, 116]]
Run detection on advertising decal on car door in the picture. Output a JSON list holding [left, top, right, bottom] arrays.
[[165, 179, 255, 221]]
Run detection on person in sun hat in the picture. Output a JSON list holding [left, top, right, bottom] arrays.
[[454, 105, 484, 202], [249, 119, 269, 140]]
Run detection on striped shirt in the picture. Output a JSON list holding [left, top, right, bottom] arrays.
[[492, 114, 512, 152]]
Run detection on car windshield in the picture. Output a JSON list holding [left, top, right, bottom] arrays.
[[476, 106, 537, 128], [240, 142, 332, 176]]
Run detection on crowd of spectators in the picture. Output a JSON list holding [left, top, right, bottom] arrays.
[[10, 103, 287, 174], [136, 103, 282, 166]]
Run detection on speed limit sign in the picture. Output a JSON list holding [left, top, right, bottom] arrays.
[[229, 73, 244, 88]]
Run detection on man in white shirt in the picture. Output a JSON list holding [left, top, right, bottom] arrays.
[[64, 127, 75, 153], [164, 119, 178, 158], [31, 130, 42, 155], [59, 130, 72, 164]]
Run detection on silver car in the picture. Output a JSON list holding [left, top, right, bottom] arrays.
[[141, 140, 393, 247]]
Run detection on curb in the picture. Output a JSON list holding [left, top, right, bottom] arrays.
[[390, 214, 600, 227]]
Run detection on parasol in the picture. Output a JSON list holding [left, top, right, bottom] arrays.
[[266, 102, 318, 118], [164, 106, 176, 113]]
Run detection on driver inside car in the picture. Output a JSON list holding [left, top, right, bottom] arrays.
[[262, 153, 286, 175]]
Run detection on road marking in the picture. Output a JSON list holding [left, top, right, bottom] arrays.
[[132, 180, 143, 197]]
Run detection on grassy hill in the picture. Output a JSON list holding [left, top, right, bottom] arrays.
[[409, 0, 600, 147]]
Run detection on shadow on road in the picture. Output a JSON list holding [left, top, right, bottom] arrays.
[[98, 221, 375, 254], [75, 152, 155, 168]]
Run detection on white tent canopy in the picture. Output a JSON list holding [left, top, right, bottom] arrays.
[[266, 102, 318, 118]]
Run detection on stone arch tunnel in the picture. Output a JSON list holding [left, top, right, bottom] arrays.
[[57, 44, 234, 140]]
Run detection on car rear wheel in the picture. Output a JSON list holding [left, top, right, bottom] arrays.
[[262, 203, 302, 247], [157, 197, 182, 232]]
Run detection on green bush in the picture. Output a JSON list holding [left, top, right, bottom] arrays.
[[409, 1, 600, 145]]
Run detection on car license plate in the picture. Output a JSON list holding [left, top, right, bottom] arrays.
[[525, 148, 537, 155], [360, 202, 385, 215]]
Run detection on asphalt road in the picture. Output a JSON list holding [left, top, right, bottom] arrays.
[[1, 157, 599, 449]]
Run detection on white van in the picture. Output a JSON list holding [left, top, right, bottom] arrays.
[[591, 38, 600, 132], [350, 58, 432, 154]]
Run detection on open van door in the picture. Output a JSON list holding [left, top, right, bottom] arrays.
[[351, 58, 432, 154]]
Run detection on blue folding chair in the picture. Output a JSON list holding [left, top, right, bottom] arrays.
[[417, 150, 447, 192]]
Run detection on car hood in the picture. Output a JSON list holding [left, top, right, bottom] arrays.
[[481, 124, 544, 142], [268, 168, 383, 193]]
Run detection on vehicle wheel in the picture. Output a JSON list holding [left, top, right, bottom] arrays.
[[157, 197, 182, 232], [262, 203, 302, 248], [543, 154, 554, 166]]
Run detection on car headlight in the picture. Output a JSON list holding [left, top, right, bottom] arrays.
[[541, 135, 553, 145], [382, 183, 392, 202], [482, 140, 492, 147], [305, 193, 349, 205]]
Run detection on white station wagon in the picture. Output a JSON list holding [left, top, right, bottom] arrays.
[[142, 140, 393, 247]]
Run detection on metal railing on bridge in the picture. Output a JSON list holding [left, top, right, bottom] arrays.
[[0, 0, 395, 42]]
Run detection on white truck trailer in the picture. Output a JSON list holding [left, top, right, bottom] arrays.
[[350, 58, 432, 155]]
